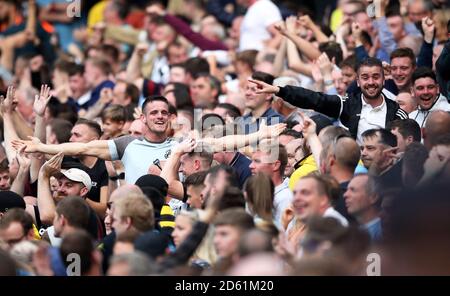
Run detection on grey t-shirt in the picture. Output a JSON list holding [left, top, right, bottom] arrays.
[[107, 135, 176, 184]]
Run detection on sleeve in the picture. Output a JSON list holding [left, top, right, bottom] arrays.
[[354, 45, 369, 63], [374, 17, 397, 55], [163, 14, 228, 51], [277, 86, 343, 119], [206, 0, 237, 27], [417, 41, 433, 68], [107, 135, 135, 160], [436, 39, 450, 81]]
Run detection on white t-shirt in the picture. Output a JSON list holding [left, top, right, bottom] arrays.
[[239, 0, 282, 51], [273, 178, 293, 229]]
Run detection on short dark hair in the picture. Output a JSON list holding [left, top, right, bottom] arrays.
[[280, 129, 303, 139], [194, 73, 221, 99], [319, 41, 343, 66], [0, 158, 9, 174], [56, 196, 90, 230], [184, 171, 207, 187], [101, 44, 120, 63], [357, 57, 383, 74], [251, 71, 275, 85], [0, 208, 33, 235], [388, 119, 421, 142], [166, 83, 192, 109], [340, 54, 358, 71], [390, 47, 417, 67], [215, 103, 242, 118], [412, 67, 437, 85], [185, 57, 210, 78], [75, 118, 102, 138], [59, 230, 94, 275], [50, 119, 73, 144], [362, 128, 397, 147], [207, 164, 239, 188], [67, 63, 84, 77], [125, 83, 140, 105], [142, 95, 170, 113], [218, 186, 246, 211]]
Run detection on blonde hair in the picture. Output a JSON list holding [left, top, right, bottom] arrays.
[[114, 194, 155, 232], [177, 210, 218, 265]]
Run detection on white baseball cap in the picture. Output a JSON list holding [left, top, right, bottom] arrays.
[[59, 168, 92, 192]]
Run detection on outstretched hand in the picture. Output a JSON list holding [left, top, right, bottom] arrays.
[[0, 85, 18, 114], [247, 79, 280, 95], [11, 136, 42, 153], [33, 84, 52, 117], [298, 112, 317, 139], [40, 152, 64, 178], [258, 121, 287, 139]]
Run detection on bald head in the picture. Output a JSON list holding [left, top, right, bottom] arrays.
[[334, 137, 361, 171], [424, 111, 450, 150], [110, 185, 143, 203]]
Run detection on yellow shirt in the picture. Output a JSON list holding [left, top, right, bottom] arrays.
[[87, 0, 108, 30], [289, 154, 318, 191], [330, 8, 343, 33]]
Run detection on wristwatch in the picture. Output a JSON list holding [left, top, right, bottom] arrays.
[[109, 172, 125, 181]]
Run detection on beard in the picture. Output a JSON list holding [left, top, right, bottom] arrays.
[[362, 84, 383, 100]]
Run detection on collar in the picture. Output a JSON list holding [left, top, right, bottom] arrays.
[[361, 94, 386, 111], [76, 91, 92, 106]]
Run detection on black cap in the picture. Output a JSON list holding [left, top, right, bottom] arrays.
[[135, 174, 169, 197], [0, 191, 26, 213]]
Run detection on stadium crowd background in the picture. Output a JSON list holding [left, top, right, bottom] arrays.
[[0, 0, 449, 276]]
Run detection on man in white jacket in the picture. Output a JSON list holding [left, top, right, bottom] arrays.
[[410, 67, 450, 128]]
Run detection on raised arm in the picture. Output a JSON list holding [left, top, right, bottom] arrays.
[[299, 113, 322, 169], [37, 153, 64, 225], [248, 79, 343, 119], [159, 139, 197, 200], [1, 86, 21, 163], [12, 137, 112, 160], [278, 16, 321, 61], [10, 146, 31, 197], [201, 122, 287, 152]]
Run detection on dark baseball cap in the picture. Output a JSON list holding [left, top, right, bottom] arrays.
[[0, 191, 26, 213]]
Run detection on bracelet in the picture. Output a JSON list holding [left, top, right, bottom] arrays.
[[109, 172, 125, 181]]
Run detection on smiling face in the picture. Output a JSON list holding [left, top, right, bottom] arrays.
[[292, 177, 328, 222], [357, 65, 384, 100], [391, 57, 415, 90], [245, 80, 271, 111], [141, 100, 170, 136], [412, 77, 439, 111]]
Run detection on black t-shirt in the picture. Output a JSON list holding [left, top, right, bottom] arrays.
[[85, 159, 109, 203]]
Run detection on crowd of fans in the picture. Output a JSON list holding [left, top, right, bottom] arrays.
[[0, 0, 449, 276]]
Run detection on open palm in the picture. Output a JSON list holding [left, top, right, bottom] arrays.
[[33, 84, 52, 117]]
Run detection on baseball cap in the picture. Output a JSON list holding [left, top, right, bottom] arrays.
[[135, 174, 168, 197], [59, 168, 92, 192], [0, 191, 26, 213]]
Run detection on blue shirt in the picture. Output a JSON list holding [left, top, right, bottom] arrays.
[[79, 80, 115, 110], [364, 218, 383, 243], [242, 107, 284, 135], [229, 152, 252, 189]]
